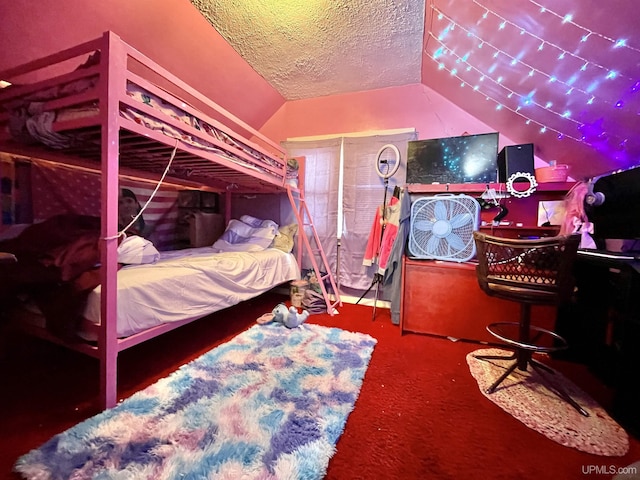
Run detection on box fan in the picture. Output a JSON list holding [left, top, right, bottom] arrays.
[[408, 194, 480, 262]]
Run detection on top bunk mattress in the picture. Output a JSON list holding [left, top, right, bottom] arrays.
[[4, 78, 296, 187], [81, 246, 300, 340], [0, 32, 299, 193]]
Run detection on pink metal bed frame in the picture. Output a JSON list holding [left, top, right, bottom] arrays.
[[0, 31, 339, 410]]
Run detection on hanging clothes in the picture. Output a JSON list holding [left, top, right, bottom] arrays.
[[383, 188, 411, 325], [362, 195, 401, 275]]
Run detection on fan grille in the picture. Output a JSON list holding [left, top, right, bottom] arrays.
[[408, 195, 480, 262]]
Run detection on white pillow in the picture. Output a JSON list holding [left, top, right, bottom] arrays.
[[117, 235, 160, 264], [212, 218, 278, 253], [240, 214, 279, 231]]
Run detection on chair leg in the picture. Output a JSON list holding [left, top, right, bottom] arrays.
[[485, 360, 519, 394], [530, 362, 590, 417], [530, 357, 555, 374]]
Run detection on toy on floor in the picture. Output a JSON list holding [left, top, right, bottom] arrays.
[[283, 305, 309, 328], [256, 303, 309, 328]]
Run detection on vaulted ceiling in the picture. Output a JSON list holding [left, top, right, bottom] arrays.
[[192, 0, 640, 180]]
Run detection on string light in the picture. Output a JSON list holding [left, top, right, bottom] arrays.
[[427, 42, 630, 152], [425, 36, 584, 130], [423, 47, 583, 142], [527, 0, 640, 54], [471, 0, 634, 82], [428, 8, 622, 108], [423, 2, 637, 152]]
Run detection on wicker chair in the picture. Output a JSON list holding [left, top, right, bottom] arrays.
[[472, 231, 588, 417]]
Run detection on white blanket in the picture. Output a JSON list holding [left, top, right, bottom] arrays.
[[81, 247, 299, 339]]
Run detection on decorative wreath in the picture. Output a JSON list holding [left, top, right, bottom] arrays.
[[506, 172, 538, 198]]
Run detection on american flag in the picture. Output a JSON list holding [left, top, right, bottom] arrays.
[[31, 161, 182, 250]]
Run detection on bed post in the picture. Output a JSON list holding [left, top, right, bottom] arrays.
[[98, 31, 126, 410], [225, 189, 232, 224]]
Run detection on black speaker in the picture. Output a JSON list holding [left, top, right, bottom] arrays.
[[497, 143, 535, 183]]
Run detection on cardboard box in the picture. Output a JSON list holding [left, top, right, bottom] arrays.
[[188, 212, 225, 247]]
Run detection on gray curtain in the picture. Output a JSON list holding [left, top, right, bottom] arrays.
[[341, 132, 417, 292], [284, 131, 417, 300]]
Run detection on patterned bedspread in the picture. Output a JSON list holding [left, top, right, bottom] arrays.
[[4, 70, 296, 183]]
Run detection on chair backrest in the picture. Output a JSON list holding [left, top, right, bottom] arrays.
[[473, 231, 580, 305]]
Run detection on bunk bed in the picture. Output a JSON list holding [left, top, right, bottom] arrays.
[[0, 31, 311, 410]]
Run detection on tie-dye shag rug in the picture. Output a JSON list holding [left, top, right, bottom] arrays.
[[14, 323, 377, 480]]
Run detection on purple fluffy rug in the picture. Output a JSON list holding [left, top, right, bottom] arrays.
[[14, 323, 376, 479]]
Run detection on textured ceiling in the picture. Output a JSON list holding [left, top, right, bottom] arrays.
[[191, 0, 640, 179], [191, 0, 425, 100]]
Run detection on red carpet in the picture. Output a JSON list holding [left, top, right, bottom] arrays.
[[1, 293, 639, 479]]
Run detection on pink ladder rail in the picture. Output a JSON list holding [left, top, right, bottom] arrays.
[[286, 185, 342, 315]]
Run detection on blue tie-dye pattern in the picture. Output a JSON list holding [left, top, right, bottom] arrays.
[[323, 414, 347, 444], [14, 323, 376, 479], [167, 370, 197, 394], [26, 436, 112, 480], [113, 396, 160, 416], [243, 361, 263, 371], [181, 441, 261, 479], [198, 426, 218, 449], [332, 350, 364, 376], [196, 342, 253, 367], [165, 377, 222, 414], [179, 400, 220, 431], [213, 441, 262, 467], [325, 327, 345, 345], [119, 439, 167, 468], [263, 413, 322, 472], [260, 409, 286, 433], [277, 364, 327, 397], [259, 335, 287, 350]]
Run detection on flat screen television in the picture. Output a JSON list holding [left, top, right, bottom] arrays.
[[406, 132, 499, 184]]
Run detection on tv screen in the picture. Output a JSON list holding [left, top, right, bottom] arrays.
[[406, 132, 499, 184]]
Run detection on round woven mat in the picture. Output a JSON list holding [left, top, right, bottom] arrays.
[[467, 348, 629, 456]]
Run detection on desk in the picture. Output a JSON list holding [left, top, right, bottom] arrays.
[[557, 254, 640, 434], [399, 257, 556, 342]]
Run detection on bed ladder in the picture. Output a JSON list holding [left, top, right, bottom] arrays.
[[287, 186, 342, 315]]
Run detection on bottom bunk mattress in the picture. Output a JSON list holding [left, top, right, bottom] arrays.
[[79, 246, 299, 340]]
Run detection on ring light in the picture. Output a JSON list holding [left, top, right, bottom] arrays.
[[375, 144, 401, 179]]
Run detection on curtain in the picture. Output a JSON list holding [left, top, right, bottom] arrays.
[[341, 132, 417, 291], [284, 131, 416, 298], [281, 138, 341, 275]]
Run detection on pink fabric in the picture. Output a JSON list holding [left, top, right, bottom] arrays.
[[378, 214, 399, 274], [363, 196, 400, 273], [363, 205, 384, 268]]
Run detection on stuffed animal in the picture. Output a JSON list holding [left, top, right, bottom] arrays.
[[256, 303, 309, 328], [284, 306, 309, 329], [271, 303, 290, 324]]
